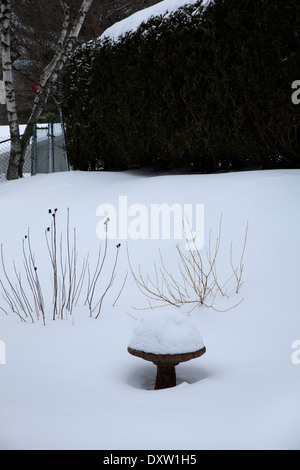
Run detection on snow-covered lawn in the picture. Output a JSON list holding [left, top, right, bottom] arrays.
[[0, 169, 299, 450]]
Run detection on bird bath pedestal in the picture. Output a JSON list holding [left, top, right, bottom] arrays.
[[127, 346, 206, 390]]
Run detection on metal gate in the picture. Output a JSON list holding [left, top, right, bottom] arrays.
[[31, 116, 69, 175], [0, 115, 69, 182]]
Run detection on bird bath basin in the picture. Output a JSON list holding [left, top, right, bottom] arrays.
[[128, 346, 206, 389]]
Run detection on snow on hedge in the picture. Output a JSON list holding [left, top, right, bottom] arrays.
[[99, 0, 208, 42]]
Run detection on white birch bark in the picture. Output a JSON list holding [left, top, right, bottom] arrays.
[[0, 0, 21, 180]]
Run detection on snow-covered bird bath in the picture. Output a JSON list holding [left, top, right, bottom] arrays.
[[128, 310, 206, 389]]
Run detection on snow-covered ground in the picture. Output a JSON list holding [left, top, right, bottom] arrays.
[[0, 168, 299, 450]]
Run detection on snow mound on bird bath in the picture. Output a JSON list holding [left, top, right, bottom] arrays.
[[128, 310, 205, 355]]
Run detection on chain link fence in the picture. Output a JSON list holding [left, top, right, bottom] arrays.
[[0, 116, 69, 182], [0, 133, 32, 182]]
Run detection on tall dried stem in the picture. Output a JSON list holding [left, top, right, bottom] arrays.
[[230, 221, 249, 293], [94, 243, 121, 319]]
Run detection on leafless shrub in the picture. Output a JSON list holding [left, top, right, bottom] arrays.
[[0, 209, 122, 323], [45, 208, 89, 320], [128, 216, 248, 313]]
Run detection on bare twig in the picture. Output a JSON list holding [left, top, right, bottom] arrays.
[[230, 221, 249, 293], [95, 243, 121, 318], [86, 218, 109, 317], [112, 271, 128, 307]]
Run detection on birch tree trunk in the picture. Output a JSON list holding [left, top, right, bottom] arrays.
[[0, 0, 21, 180], [1, 0, 94, 180], [19, 0, 95, 178]]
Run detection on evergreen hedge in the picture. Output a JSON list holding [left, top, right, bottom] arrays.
[[61, 0, 300, 172]]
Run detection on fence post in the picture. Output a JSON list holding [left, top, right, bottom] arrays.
[[45, 123, 50, 173], [50, 119, 55, 173], [31, 125, 37, 176], [60, 109, 69, 171]]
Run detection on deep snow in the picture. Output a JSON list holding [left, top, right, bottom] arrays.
[[1, 0, 299, 450], [0, 169, 299, 450]]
